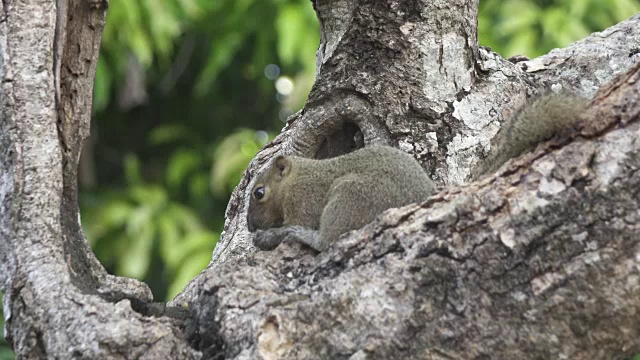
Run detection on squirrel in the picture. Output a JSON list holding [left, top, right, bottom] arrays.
[[247, 145, 436, 251], [247, 93, 588, 252], [473, 93, 588, 177]]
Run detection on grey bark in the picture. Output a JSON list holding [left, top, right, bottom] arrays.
[[0, 0, 638, 359], [186, 61, 640, 359], [208, 2, 640, 269], [0, 0, 198, 358], [176, 2, 640, 359]]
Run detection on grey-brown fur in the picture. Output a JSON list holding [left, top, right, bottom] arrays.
[[475, 94, 589, 177], [247, 145, 435, 251], [248, 95, 588, 251]]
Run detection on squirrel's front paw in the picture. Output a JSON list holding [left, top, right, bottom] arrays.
[[253, 229, 284, 251]]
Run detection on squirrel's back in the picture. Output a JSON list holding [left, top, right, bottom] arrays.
[[476, 94, 588, 176], [275, 145, 434, 228], [291, 145, 434, 199]]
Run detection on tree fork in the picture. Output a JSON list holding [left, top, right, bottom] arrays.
[[0, 0, 198, 357], [186, 60, 640, 359], [209, 0, 639, 268]]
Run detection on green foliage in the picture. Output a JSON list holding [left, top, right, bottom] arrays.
[[275, 2, 318, 71], [82, 156, 219, 300], [95, 0, 204, 112], [193, 0, 317, 94], [86, 0, 313, 302], [478, 0, 640, 57], [95, 0, 319, 111], [211, 129, 271, 195]]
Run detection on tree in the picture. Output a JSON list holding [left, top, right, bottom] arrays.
[[0, 0, 196, 357], [1, 1, 638, 360]]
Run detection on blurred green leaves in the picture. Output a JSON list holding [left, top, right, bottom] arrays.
[[194, 0, 318, 94], [95, 0, 319, 110], [196, 31, 245, 95], [82, 163, 218, 300], [211, 129, 271, 195], [81, 0, 640, 304], [275, 2, 318, 71], [82, 124, 270, 301], [96, 0, 204, 112], [479, 0, 640, 58]]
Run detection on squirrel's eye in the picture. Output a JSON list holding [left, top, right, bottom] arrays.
[[253, 186, 266, 200]]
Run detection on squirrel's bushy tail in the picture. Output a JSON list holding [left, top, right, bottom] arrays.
[[475, 94, 589, 177]]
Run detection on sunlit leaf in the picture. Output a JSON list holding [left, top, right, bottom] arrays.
[[129, 185, 168, 210], [148, 124, 191, 145], [124, 154, 142, 185], [166, 149, 202, 189], [189, 173, 210, 201], [129, 29, 154, 67], [178, 0, 203, 18], [211, 128, 271, 195], [612, 0, 640, 22], [195, 32, 245, 95], [86, 200, 134, 241], [179, 231, 217, 261], [276, 4, 302, 66], [93, 57, 111, 113], [141, 0, 181, 58], [158, 213, 182, 269], [499, 1, 540, 34], [119, 211, 155, 279], [164, 230, 216, 271], [505, 31, 538, 58], [166, 251, 213, 300], [165, 203, 204, 233]]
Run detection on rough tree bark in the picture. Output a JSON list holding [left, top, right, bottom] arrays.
[[177, 1, 640, 359], [1, 0, 638, 359], [186, 63, 640, 359], [207, 2, 640, 266], [0, 0, 197, 358]]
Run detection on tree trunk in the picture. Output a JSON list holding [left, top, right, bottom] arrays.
[[177, 2, 640, 359], [1, 0, 638, 359], [0, 0, 197, 358], [186, 61, 640, 359], [208, 3, 640, 266]]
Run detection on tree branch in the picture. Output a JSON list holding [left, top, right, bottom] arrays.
[[186, 60, 640, 359], [207, 4, 640, 271], [0, 1, 198, 357]]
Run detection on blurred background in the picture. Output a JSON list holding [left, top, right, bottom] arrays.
[[1, 0, 639, 357]]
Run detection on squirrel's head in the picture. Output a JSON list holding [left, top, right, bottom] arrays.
[[246, 155, 291, 232]]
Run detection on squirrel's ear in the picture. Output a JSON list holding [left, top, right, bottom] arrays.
[[274, 155, 291, 177]]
